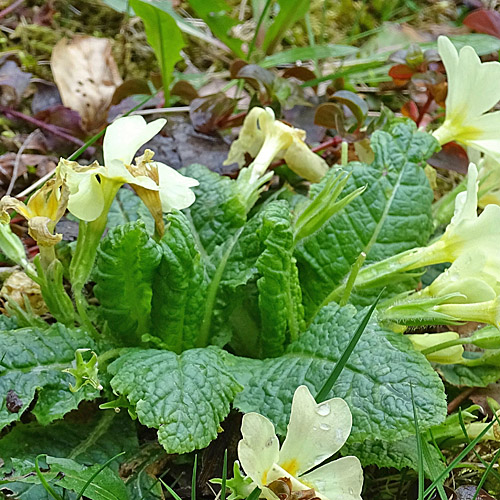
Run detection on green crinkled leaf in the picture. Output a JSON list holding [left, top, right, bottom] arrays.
[[436, 361, 500, 388], [94, 221, 161, 346], [108, 347, 242, 454], [0, 412, 137, 499], [46, 456, 129, 500], [150, 211, 209, 352], [0, 411, 137, 473], [343, 438, 444, 475], [107, 188, 154, 232], [216, 201, 304, 358], [0, 324, 99, 430], [256, 201, 304, 357], [182, 164, 247, 255], [295, 120, 438, 319], [230, 303, 446, 442], [0, 314, 17, 330]]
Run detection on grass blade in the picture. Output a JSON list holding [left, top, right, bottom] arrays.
[[247, 486, 262, 500], [424, 419, 496, 496], [410, 384, 425, 500], [191, 454, 197, 500], [75, 451, 125, 500], [35, 455, 63, 500], [472, 448, 500, 500], [160, 479, 183, 500], [221, 449, 228, 500], [315, 291, 382, 403]]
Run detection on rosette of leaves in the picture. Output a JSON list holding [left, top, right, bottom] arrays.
[[2, 120, 447, 473]]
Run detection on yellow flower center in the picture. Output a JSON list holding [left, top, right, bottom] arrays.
[[280, 458, 300, 476]]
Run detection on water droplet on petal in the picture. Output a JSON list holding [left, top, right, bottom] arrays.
[[320, 423, 330, 431], [316, 403, 331, 416], [349, 488, 354, 495], [265, 438, 274, 447]]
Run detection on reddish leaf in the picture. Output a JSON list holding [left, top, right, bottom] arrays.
[[229, 59, 248, 79], [427, 142, 469, 174], [171, 80, 199, 103], [282, 67, 318, 93], [388, 64, 414, 86], [469, 382, 500, 418], [189, 93, 237, 134], [401, 100, 419, 122], [464, 9, 500, 39], [34, 105, 85, 138], [111, 79, 151, 105]]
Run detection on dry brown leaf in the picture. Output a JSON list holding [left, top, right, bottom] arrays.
[[0, 270, 47, 315], [50, 35, 122, 133]]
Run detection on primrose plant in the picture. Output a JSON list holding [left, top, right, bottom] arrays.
[[3, 36, 500, 499]]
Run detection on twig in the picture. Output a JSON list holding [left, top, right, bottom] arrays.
[[7, 129, 40, 196], [2, 108, 85, 147], [0, 0, 24, 20], [447, 387, 475, 414], [130, 106, 190, 116], [15, 167, 56, 199]]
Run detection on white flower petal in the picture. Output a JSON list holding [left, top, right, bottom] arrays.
[[67, 172, 105, 221], [238, 412, 280, 488], [278, 386, 352, 475], [223, 107, 267, 167], [451, 163, 478, 225], [438, 37, 459, 116], [104, 115, 166, 167], [157, 163, 198, 211], [300, 456, 364, 500], [439, 37, 500, 122]]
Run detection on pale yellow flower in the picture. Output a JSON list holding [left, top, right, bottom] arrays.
[[58, 116, 199, 224], [238, 385, 363, 500], [0, 177, 68, 247], [433, 36, 500, 160], [225, 107, 328, 183], [403, 163, 500, 271], [407, 332, 464, 364]]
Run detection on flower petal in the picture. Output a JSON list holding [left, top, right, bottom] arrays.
[[157, 162, 199, 211], [283, 139, 328, 182], [278, 385, 352, 475], [439, 37, 500, 123], [408, 332, 464, 364], [300, 456, 364, 500], [451, 163, 478, 225], [438, 37, 460, 118], [238, 412, 280, 489], [223, 107, 267, 167], [104, 116, 166, 167], [66, 171, 105, 221]]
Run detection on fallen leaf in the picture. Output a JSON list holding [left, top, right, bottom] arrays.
[[455, 485, 496, 500], [470, 383, 500, 418], [0, 270, 47, 315], [0, 60, 32, 106], [31, 81, 62, 114], [50, 35, 123, 133], [0, 153, 57, 191]]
